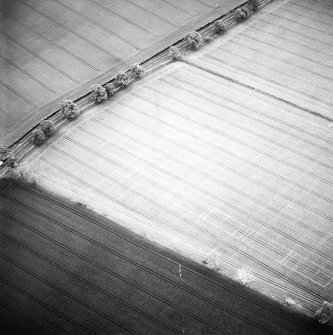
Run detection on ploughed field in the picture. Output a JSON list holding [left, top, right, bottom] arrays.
[[193, 0, 333, 119], [0, 0, 245, 146], [22, 56, 333, 313], [1, 181, 331, 335]]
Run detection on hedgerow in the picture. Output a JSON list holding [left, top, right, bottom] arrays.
[[91, 84, 108, 103], [60, 100, 79, 120]]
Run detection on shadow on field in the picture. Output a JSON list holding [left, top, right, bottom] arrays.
[[0, 178, 332, 335]]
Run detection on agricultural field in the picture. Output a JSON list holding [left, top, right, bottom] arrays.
[[193, 0, 333, 119], [0, 0, 245, 146], [3, 0, 333, 331], [21, 51, 333, 315], [2, 181, 329, 335]]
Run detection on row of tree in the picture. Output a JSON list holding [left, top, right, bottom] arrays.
[[1, 0, 262, 162]]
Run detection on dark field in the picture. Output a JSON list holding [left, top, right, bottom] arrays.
[[0, 180, 332, 334]]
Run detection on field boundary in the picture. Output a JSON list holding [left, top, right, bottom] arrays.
[[0, 0, 275, 176], [182, 59, 333, 124], [2, 0, 249, 148]]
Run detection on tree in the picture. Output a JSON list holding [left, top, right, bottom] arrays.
[[169, 46, 183, 61], [314, 301, 333, 324], [247, 0, 260, 12], [214, 20, 226, 34], [105, 82, 117, 97], [7, 152, 18, 168], [130, 63, 145, 79], [114, 72, 130, 88], [186, 31, 203, 50], [235, 8, 250, 22], [203, 36, 211, 44], [40, 120, 56, 137], [91, 84, 108, 103], [60, 100, 79, 120], [0, 147, 8, 161], [32, 128, 46, 145]]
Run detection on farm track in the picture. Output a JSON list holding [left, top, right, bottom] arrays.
[[1, 183, 324, 334]]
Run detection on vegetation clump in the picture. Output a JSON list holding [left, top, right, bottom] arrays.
[[40, 120, 56, 137], [105, 82, 117, 97], [0, 147, 9, 161], [203, 36, 211, 43], [186, 31, 203, 50], [91, 84, 108, 103], [0, 147, 17, 167], [7, 152, 18, 168], [284, 298, 302, 311], [60, 100, 79, 120], [32, 128, 46, 145], [214, 20, 226, 34], [235, 7, 250, 22], [247, 0, 260, 12], [314, 301, 333, 324], [114, 72, 131, 88], [169, 46, 183, 61], [130, 63, 145, 79]]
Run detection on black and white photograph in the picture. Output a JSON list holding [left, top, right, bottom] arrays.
[[0, 0, 333, 334]]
